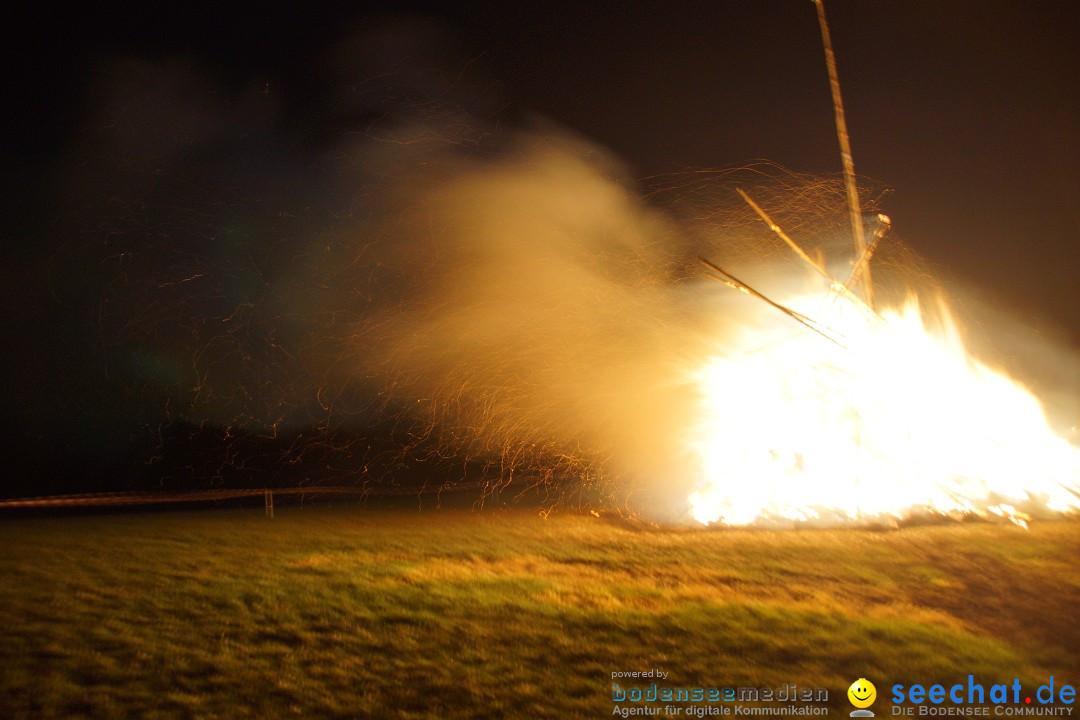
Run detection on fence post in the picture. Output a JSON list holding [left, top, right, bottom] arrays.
[[265, 489, 274, 519]]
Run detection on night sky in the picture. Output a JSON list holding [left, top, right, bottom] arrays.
[[2, 0, 1078, 493]]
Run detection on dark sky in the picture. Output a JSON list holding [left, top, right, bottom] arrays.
[[6, 0, 1078, 335], [0, 1, 1077, 492]]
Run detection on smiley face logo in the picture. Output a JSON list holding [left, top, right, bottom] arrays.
[[847, 678, 877, 709]]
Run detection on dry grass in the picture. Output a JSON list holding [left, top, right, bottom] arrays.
[[0, 507, 1077, 718]]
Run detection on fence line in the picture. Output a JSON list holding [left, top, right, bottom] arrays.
[[0, 483, 485, 510]]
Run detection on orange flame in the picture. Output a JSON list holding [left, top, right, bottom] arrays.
[[687, 293, 1080, 527]]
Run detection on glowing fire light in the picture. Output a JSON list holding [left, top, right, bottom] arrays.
[[687, 293, 1080, 527]]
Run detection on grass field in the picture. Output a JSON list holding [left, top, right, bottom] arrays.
[[0, 506, 1077, 719]]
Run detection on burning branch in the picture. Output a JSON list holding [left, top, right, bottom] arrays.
[[735, 187, 873, 315], [698, 256, 847, 349]]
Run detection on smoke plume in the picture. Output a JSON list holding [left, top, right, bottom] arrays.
[[19, 20, 1075, 519]]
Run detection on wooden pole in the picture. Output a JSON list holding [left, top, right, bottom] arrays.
[[265, 489, 274, 519], [813, 0, 873, 309]]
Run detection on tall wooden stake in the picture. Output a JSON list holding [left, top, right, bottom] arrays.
[[813, 0, 873, 309]]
